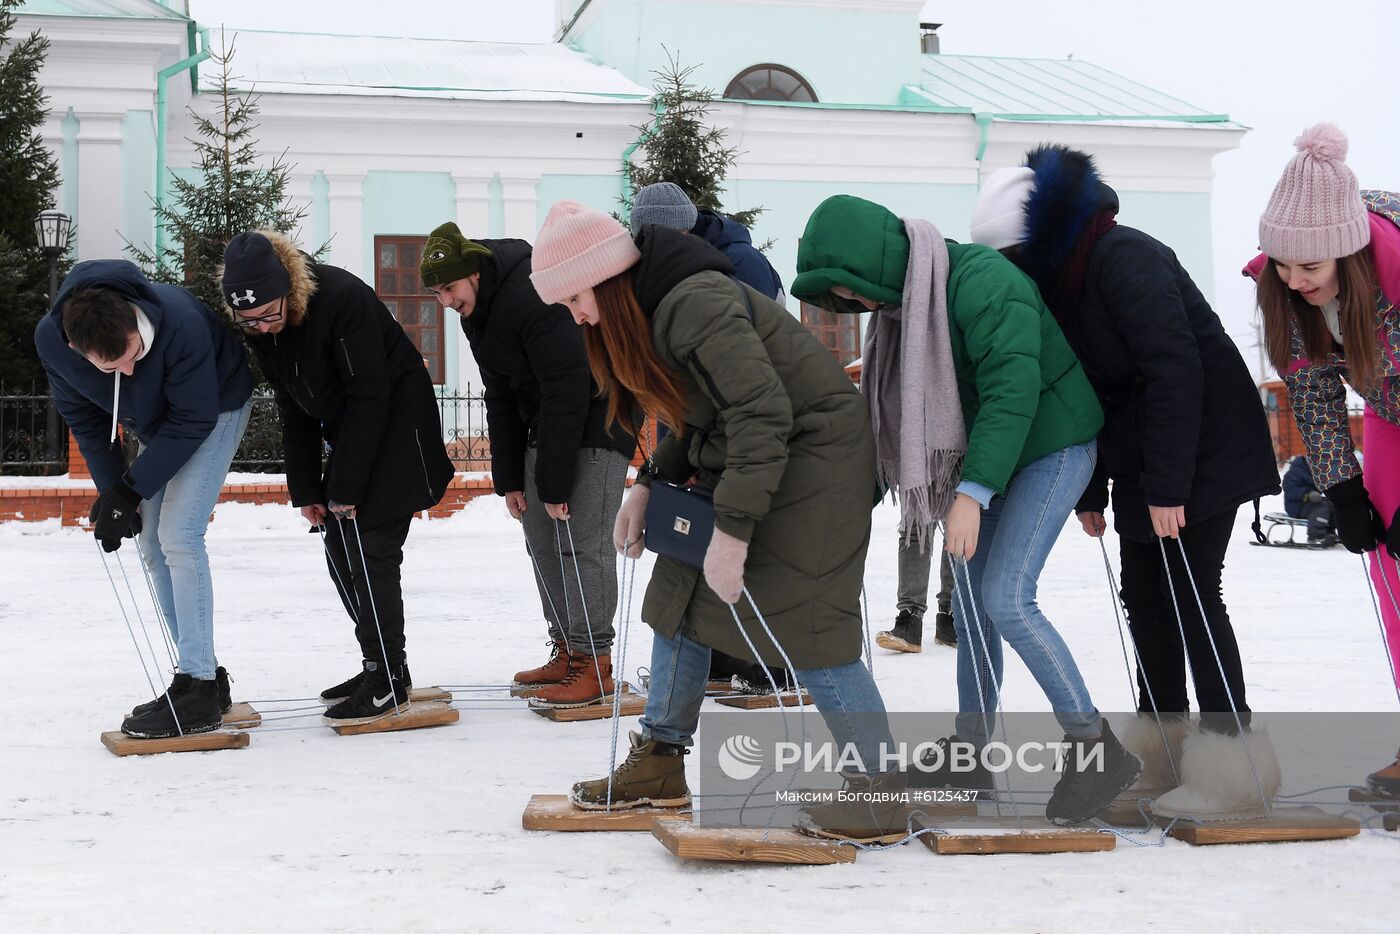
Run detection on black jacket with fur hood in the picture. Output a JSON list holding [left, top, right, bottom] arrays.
[[1011, 146, 1278, 541], [463, 238, 636, 502], [234, 232, 454, 527]]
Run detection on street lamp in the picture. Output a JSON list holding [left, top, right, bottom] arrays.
[[34, 209, 72, 301], [33, 209, 72, 466]]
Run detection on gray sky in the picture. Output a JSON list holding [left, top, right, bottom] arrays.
[[189, 0, 1399, 379]]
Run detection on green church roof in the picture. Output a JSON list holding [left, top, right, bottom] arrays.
[[16, 0, 187, 19]]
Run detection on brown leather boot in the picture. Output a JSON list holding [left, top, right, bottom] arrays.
[[512, 640, 570, 692], [1367, 749, 1400, 799], [530, 652, 614, 708], [571, 731, 691, 810]]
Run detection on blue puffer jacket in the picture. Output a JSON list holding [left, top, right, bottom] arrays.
[[692, 210, 784, 300], [34, 260, 253, 497]]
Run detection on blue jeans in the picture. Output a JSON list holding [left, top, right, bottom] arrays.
[[642, 625, 894, 772], [136, 402, 251, 679], [951, 442, 1102, 745]]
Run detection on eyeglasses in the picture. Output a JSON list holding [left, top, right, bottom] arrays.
[[234, 299, 285, 329]]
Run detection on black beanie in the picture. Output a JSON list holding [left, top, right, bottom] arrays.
[[221, 232, 291, 311]]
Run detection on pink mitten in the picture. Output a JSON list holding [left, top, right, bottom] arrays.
[[703, 527, 749, 604], [613, 484, 649, 558]]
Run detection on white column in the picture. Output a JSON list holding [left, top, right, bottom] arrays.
[[73, 112, 126, 261], [324, 172, 366, 278], [285, 172, 317, 246], [451, 173, 491, 238], [500, 175, 541, 241], [41, 114, 68, 218]]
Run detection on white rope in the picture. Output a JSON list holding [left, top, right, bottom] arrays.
[[98, 543, 181, 736], [1361, 553, 1400, 709], [345, 516, 403, 718]]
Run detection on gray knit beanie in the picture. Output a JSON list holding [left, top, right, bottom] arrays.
[[629, 182, 698, 236]]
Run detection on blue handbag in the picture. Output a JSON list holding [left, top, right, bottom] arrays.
[[644, 481, 715, 568]]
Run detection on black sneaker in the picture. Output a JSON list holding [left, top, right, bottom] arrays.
[[907, 735, 994, 791], [324, 661, 409, 720], [132, 666, 232, 717], [730, 661, 793, 695], [1045, 721, 1143, 825], [120, 674, 222, 739], [876, 610, 923, 653], [933, 611, 957, 647], [321, 660, 412, 701]]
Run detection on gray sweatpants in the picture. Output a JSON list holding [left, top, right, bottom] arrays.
[[896, 529, 954, 618], [520, 446, 629, 656]]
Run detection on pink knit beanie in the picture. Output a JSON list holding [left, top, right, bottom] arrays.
[[530, 200, 641, 305], [1259, 123, 1370, 261]]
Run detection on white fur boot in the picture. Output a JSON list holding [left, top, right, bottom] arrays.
[[1150, 727, 1282, 821], [1119, 714, 1190, 796]]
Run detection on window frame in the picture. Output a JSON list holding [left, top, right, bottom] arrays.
[[373, 235, 445, 384], [723, 63, 818, 103]]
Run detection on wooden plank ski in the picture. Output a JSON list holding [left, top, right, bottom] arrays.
[[911, 814, 1115, 854], [653, 821, 856, 864], [530, 692, 647, 722], [221, 703, 261, 729], [522, 794, 691, 831], [922, 829, 1115, 855], [511, 681, 633, 699], [1347, 787, 1400, 811], [1163, 808, 1361, 846], [713, 691, 812, 710], [101, 729, 250, 757], [705, 680, 733, 696], [331, 700, 459, 736]]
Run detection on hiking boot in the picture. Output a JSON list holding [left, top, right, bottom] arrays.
[[796, 770, 912, 844], [907, 735, 994, 792], [933, 611, 957, 647], [512, 639, 570, 692], [322, 660, 413, 701], [571, 731, 690, 810], [876, 610, 922, 654], [131, 666, 233, 717], [324, 660, 409, 720], [120, 673, 222, 739], [1365, 749, 1400, 799], [530, 652, 614, 708], [1045, 721, 1143, 825]]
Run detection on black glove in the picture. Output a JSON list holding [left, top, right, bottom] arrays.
[[1303, 490, 1326, 504], [91, 478, 142, 553], [1325, 476, 1385, 555], [1388, 505, 1400, 560]]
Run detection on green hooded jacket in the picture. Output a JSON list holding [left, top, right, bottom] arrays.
[[793, 195, 1103, 496]]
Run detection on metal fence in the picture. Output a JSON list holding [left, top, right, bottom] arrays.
[[0, 383, 68, 475], [0, 385, 492, 476]]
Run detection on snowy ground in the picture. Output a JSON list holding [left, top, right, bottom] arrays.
[[1, 490, 1397, 933]]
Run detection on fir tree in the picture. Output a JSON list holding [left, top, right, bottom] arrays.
[[129, 30, 309, 321], [623, 52, 766, 234], [0, 0, 66, 387]]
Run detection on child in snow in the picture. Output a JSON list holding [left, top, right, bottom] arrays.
[[1248, 123, 1400, 799]]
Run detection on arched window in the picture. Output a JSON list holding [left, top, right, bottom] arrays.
[[724, 64, 817, 103]]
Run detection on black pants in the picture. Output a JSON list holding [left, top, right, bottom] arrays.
[[322, 513, 413, 666], [1118, 507, 1250, 733]]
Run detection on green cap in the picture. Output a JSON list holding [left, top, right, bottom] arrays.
[[791, 195, 908, 308], [419, 222, 493, 287]]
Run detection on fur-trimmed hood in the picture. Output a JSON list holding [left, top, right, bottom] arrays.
[[1016, 145, 1119, 294], [218, 229, 318, 327]]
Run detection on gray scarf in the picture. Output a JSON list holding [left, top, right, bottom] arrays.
[[861, 218, 966, 549]]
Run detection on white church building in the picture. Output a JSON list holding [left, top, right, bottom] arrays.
[[21, 0, 1243, 392]]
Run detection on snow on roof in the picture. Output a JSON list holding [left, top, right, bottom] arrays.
[[199, 30, 651, 103], [16, 0, 187, 19], [912, 54, 1232, 124]]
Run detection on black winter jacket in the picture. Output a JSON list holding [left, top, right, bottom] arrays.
[[1012, 149, 1277, 541], [463, 239, 636, 503], [242, 238, 453, 529]]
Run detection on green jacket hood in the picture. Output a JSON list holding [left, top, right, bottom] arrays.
[[792, 195, 909, 306]]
